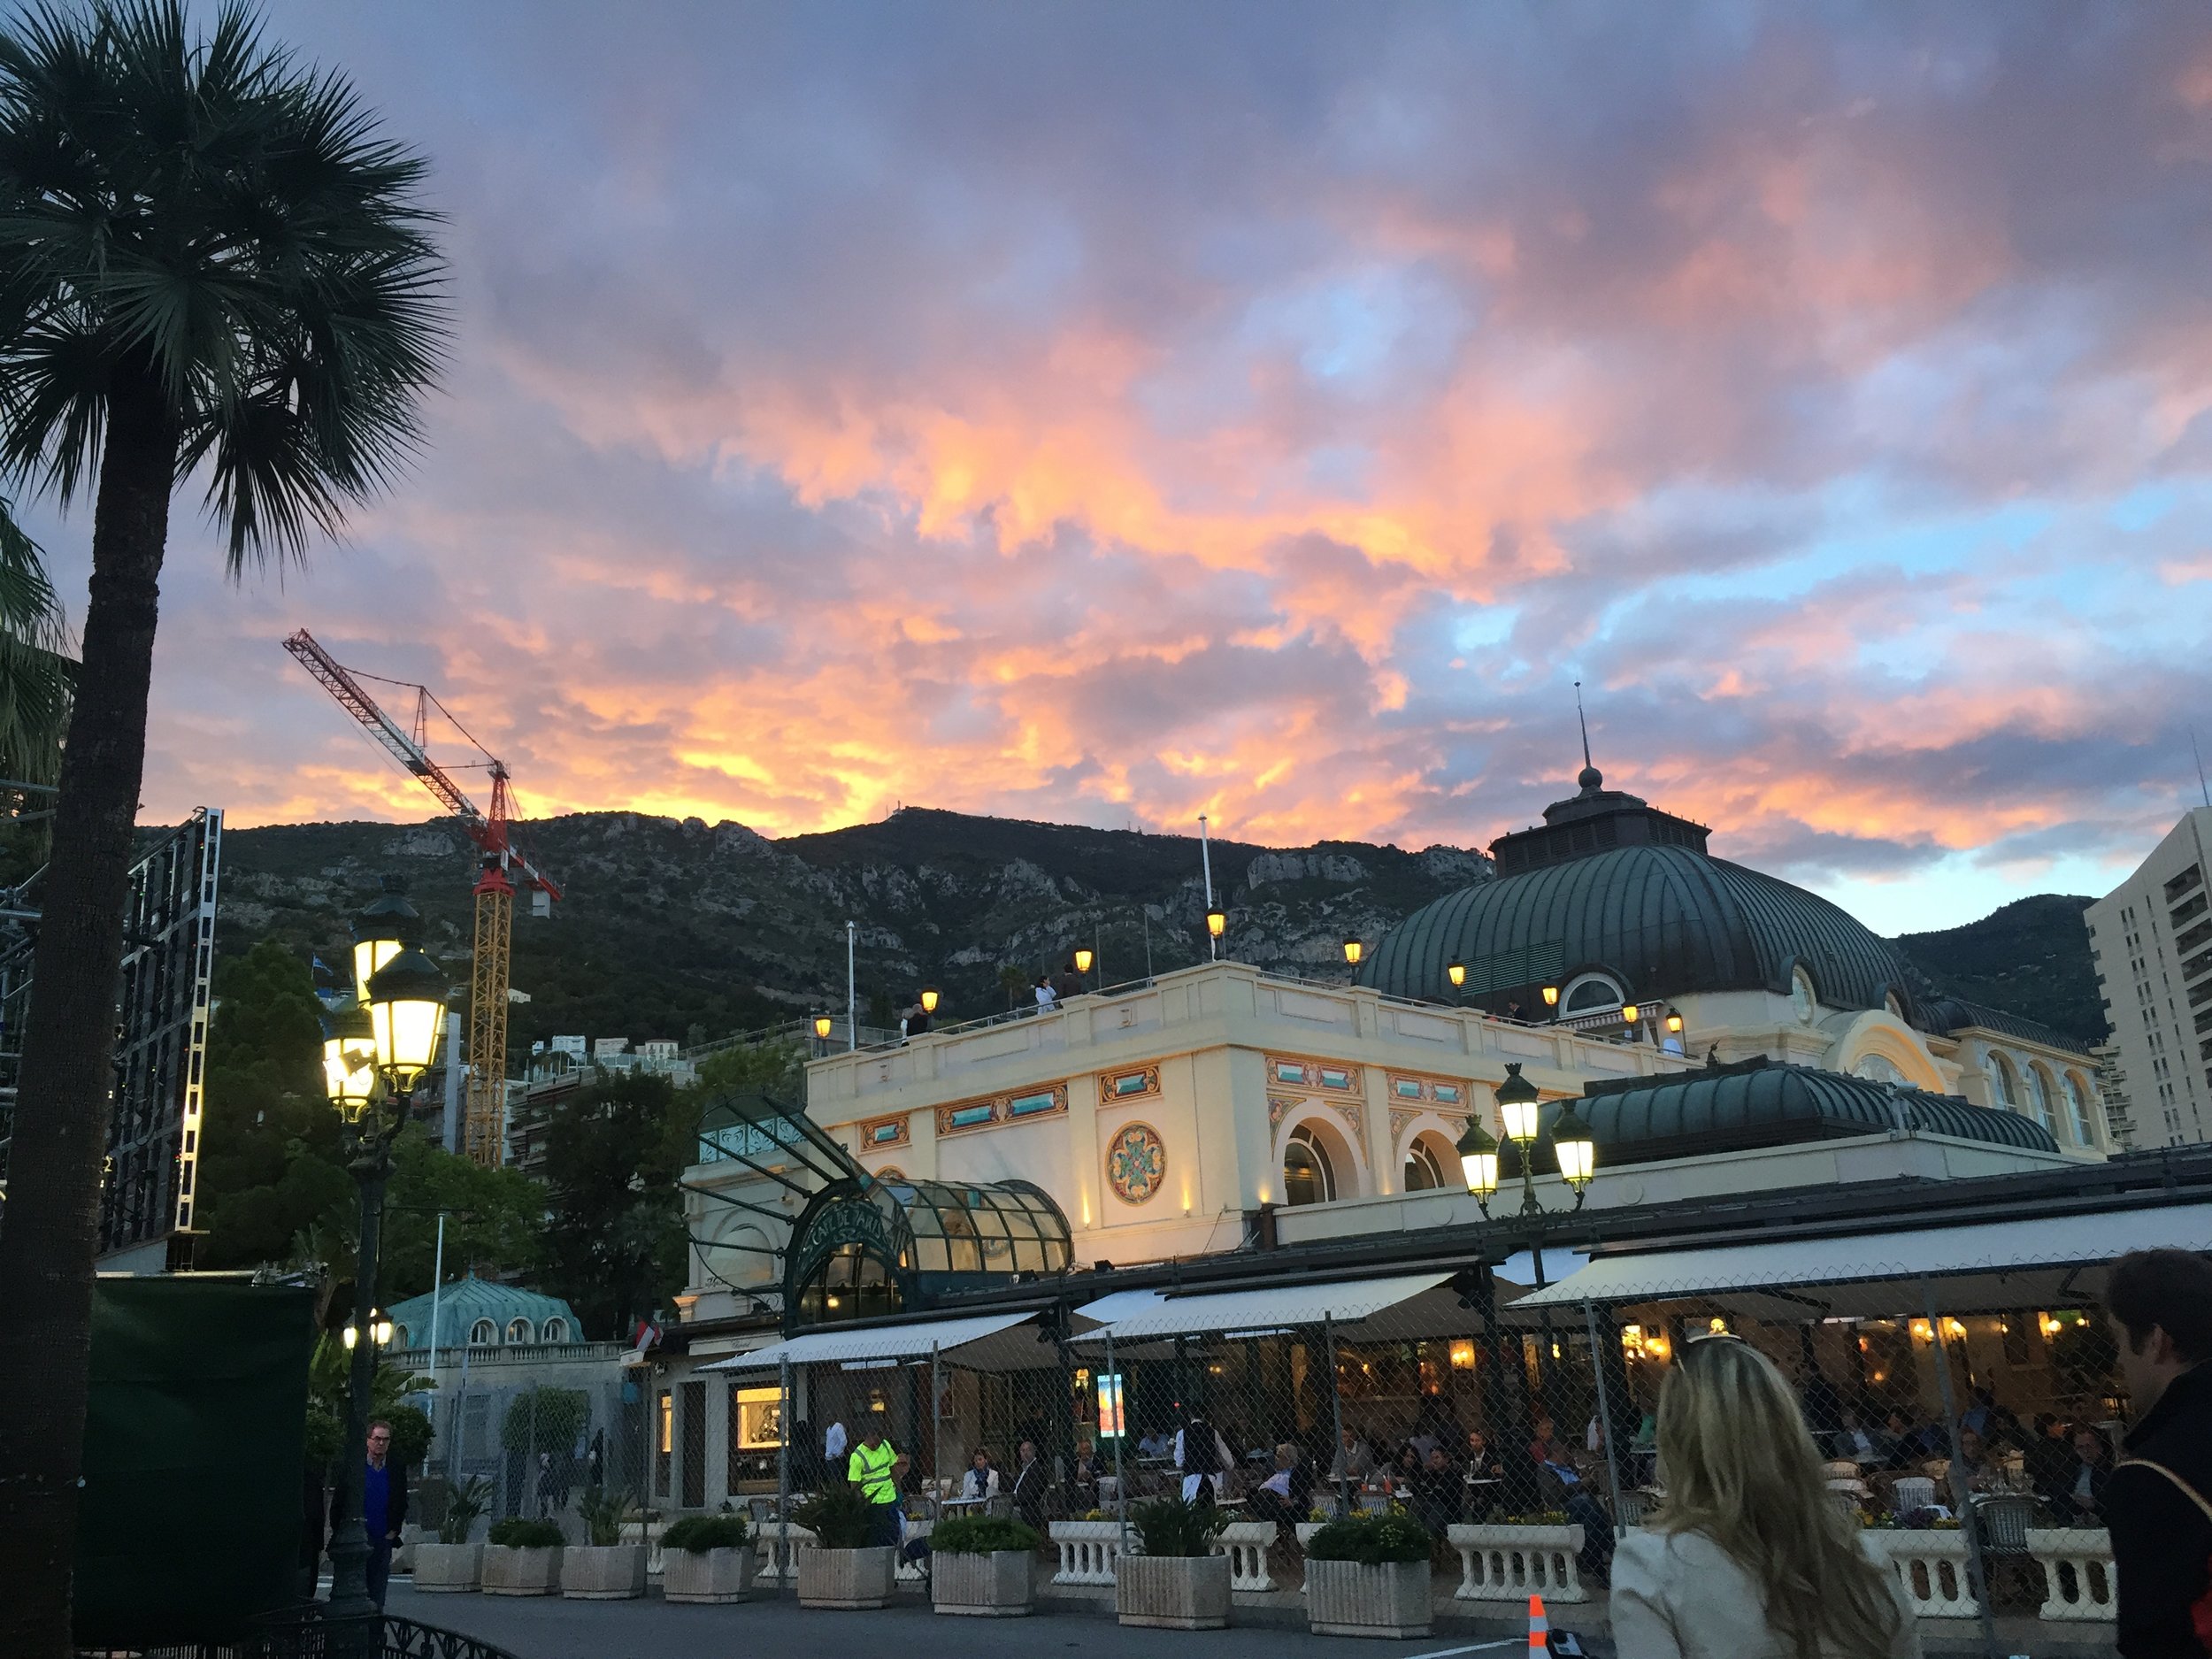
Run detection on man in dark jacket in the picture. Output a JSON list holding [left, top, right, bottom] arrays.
[[329, 1420, 408, 1609], [2103, 1248, 2212, 1656]]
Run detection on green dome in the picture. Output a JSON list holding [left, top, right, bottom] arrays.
[[383, 1276, 586, 1351]]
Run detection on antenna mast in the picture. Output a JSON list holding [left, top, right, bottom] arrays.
[[1575, 679, 1593, 772]]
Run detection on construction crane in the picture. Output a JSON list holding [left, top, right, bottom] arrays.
[[283, 629, 561, 1166]]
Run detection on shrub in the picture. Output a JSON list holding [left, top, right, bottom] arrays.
[[1128, 1496, 1225, 1558], [438, 1477, 490, 1545], [487, 1517, 564, 1549], [575, 1486, 639, 1548], [662, 1514, 750, 1554], [930, 1516, 1040, 1555], [498, 1385, 590, 1455], [793, 1482, 879, 1549], [1304, 1511, 1430, 1565]]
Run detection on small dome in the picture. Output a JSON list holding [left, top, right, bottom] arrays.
[[381, 1276, 587, 1351], [1576, 764, 1602, 791]]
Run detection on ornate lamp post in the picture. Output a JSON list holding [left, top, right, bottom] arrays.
[[1205, 907, 1226, 954], [325, 931, 449, 1620], [812, 1012, 833, 1056], [1458, 1062, 1595, 1218]]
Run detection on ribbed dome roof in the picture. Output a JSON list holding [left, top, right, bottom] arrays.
[[1360, 841, 1916, 1017], [384, 1276, 585, 1352]]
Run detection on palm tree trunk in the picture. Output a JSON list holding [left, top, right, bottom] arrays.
[[0, 367, 177, 1658]]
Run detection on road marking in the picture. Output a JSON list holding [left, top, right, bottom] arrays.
[[1397, 1641, 1525, 1659]]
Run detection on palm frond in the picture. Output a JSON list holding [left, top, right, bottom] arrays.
[[0, 495, 73, 785]]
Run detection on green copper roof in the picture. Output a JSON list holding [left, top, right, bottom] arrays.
[[383, 1275, 585, 1351]]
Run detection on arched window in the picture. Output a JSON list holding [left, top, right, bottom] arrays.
[[2063, 1073, 2097, 1146], [1985, 1052, 2020, 1110], [2025, 1065, 2055, 1132], [1562, 973, 1623, 1015], [1402, 1135, 1449, 1192], [505, 1317, 534, 1344], [389, 1324, 410, 1350], [1854, 1054, 1906, 1086], [469, 1318, 495, 1347], [541, 1317, 569, 1343], [1283, 1124, 1337, 1207], [1790, 967, 1817, 1025]]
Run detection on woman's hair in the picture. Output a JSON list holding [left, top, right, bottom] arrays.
[[1655, 1336, 1901, 1659]]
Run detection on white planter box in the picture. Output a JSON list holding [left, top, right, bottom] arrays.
[[1117, 1554, 1232, 1630], [663, 1545, 758, 1604], [480, 1544, 563, 1596], [1305, 1557, 1432, 1640], [797, 1544, 897, 1609], [1048, 1519, 1123, 1586], [562, 1543, 646, 1600], [411, 1541, 482, 1593], [2025, 1527, 2116, 1623], [931, 1549, 1033, 1617], [1863, 1530, 1979, 1618], [1446, 1524, 1586, 1604]]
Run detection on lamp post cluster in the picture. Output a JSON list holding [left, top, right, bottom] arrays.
[[320, 894, 452, 1621], [1454, 1062, 1595, 1217]]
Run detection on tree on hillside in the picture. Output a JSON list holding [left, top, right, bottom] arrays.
[[0, 6, 446, 1644], [539, 1071, 689, 1340]]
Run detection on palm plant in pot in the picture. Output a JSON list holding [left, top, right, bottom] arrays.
[[482, 1517, 565, 1596], [413, 1478, 490, 1593], [929, 1516, 1039, 1617], [1302, 1511, 1433, 1638], [793, 1483, 896, 1609], [564, 1487, 646, 1600], [662, 1514, 756, 1604], [1118, 1498, 1231, 1631]]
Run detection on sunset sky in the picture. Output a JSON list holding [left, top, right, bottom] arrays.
[[34, 4, 2212, 933]]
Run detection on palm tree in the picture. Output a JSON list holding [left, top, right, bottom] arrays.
[[0, 498, 73, 792], [0, 6, 443, 1648]]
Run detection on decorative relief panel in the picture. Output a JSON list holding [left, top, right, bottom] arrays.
[[1386, 1071, 1471, 1108], [1266, 1054, 1363, 1093], [1105, 1121, 1167, 1205], [1099, 1064, 1161, 1105], [934, 1082, 1069, 1138], [856, 1113, 910, 1150]]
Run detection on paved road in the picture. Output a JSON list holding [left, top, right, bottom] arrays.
[[387, 1584, 1557, 1659]]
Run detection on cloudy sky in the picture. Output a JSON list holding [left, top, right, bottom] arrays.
[[34, 3, 2212, 933]]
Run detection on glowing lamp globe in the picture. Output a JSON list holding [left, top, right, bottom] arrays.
[[1447, 960, 1466, 988], [1205, 909, 1226, 940], [1073, 948, 1094, 974], [349, 893, 421, 1006], [1455, 1118, 1500, 1200], [813, 1013, 833, 1040], [321, 1007, 379, 1122], [1342, 938, 1363, 966], [1494, 1062, 1542, 1147], [365, 948, 448, 1088], [919, 988, 940, 1015], [1550, 1102, 1597, 1192]]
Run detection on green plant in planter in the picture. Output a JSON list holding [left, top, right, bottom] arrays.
[[1304, 1511, 1431, 1565], [438, 1477, 491, 1545], [931, 1516, 1040, 1555], [1128, 1496, 1226, 1558], [662, 1514, 751, 1554], [575, 1486, 640, 1548], [487, 1517, 565, 1549], [793, 1482, 879, 1549]]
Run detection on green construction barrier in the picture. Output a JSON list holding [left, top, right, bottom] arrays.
[[73, 1275, 314, 1647]]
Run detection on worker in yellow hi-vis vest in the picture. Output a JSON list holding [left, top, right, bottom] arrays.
[[847, 1423, 904, 1548]]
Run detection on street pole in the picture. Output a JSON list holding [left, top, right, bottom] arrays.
[[777, 1355, 794, 1600], [1323, 1314, 1348, 1516], [426, 1214, 445, 1450], [1919, 1278, 2001, 1659], [846, 921, 857, 1052], [1199, 816, 1215, 961], [326, 1098, 393, 1621]]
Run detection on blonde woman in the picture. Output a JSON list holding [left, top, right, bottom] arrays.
[[1611, 1335, 1919, 1659]]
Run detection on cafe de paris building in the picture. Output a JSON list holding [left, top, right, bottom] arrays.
[[639, 766, 2212, 1518]]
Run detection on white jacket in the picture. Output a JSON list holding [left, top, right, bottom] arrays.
[[1610, 1528, 1921, 1659]]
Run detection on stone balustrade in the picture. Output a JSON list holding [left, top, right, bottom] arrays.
[[1446, 1523, 1587, 1604], [896, 1517, 934, 1583], [1048, 1519, 1124, 1586], [2026, 1528, 2116, 1622], [1214, 1520, 1277, 1592], [752, 1520, 817, 1583], [1863, 1530, 1979, 1618]]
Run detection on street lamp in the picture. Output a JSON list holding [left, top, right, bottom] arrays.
[[1342, 937, 1363, 967], [1205, 908, 1226, 944], [813, 1012, 833, 1056], [1469, 1062, 1594, 1217], [324, 930, 449, 1622], [349, 892, 420, 1004], [1447, 960, 1466, 990], [1073, 947, 1094, 977], [918, 988, 940, 1015]]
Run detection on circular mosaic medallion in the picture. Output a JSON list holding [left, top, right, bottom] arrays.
[[1105, 1121, 1167, 1205]]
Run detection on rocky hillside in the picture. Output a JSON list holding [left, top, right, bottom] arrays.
[[1893, 894, 2107, 1044], [214, 807, 1492, 1051]]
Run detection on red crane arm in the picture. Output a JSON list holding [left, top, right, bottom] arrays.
[[282, 628, 563, 899]]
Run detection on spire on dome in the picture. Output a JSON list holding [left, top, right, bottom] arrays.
[[1575, 680, 1601, 792]]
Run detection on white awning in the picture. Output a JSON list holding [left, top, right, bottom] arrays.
[[1075, 1271, 1452, 1343], [700, 1311, 1040, 1372], [1511, 1202, 2212, 1314]]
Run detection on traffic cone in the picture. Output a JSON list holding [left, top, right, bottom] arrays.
[[1528, 1593, 1549, 1652]]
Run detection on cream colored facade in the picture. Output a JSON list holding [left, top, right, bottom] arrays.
[[679, 957, 2103, 1327], [2087, 805, 2212, 1146]]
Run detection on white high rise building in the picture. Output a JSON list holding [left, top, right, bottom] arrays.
[[2087, 807, 2212, 1146]]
